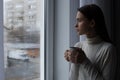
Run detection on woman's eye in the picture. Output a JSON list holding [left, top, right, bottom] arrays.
[[76, 18, 82, 22], [77, 19, 82, 22]]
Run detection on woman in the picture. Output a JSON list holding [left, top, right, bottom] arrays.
[[64, 4, 116, 80]]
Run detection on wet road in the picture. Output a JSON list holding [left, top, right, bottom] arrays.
[[5, 57, 40, 80]]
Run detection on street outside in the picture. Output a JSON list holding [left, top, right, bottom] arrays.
[[5, 57, 40, 80]]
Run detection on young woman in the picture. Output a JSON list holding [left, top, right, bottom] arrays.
[[64, 4, 116, 80]]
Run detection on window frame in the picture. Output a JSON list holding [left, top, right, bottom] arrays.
[[44, 0, 54, 80]]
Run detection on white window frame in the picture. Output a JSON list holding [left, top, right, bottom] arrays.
[[44, 0, 54, 80], [40, 0, 45, 80], [0, 0, 5, 79]]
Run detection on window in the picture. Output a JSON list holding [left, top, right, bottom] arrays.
[[4, 0, 45, 80]]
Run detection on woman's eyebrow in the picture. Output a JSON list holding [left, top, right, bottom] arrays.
[[76, 18, 83, 21]]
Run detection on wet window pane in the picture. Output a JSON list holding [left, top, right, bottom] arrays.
[[4, 0, 41, 80]]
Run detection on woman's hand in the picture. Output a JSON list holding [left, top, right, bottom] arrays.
[[64, 50, 71, 61], [64, 47, 86, 64]]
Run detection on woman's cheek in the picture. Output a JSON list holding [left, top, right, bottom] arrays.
[[78, 23, 85, 31], [78, 23, 88, 34]]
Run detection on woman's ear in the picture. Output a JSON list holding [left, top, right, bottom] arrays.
[[90, 19, 95, 28]]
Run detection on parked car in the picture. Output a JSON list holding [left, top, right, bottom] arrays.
[[8, 49, 29, 61]]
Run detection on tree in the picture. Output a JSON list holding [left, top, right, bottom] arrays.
[[7, 27, 40, 43]]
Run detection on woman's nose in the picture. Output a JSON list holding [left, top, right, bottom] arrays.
[[75, 24, 78, 28]]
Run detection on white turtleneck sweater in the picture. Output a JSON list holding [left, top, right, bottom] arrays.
[[69, 36, 116, 80]]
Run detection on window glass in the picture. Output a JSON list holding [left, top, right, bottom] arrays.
[[4, 0, 42, 80]]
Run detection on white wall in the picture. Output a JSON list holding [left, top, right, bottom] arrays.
[[54, 0, 79, 80], [54, 0, 70, 80]]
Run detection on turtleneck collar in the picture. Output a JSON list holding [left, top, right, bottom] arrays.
[[86, 36, 103, 44]]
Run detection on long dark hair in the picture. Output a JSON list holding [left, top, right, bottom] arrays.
[[78, 4, 113, 44]]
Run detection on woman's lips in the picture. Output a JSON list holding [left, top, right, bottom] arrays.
[[76, 29, 79, 32]]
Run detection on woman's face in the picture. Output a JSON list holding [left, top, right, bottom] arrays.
[[75, 11, 94, 35]]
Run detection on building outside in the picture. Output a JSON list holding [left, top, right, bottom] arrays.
[[4, 0, 40, 80], [4, 0, 40, 66]]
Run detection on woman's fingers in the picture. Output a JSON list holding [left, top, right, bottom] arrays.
[[70, 51, 86, 63], [64, 50, 71, 61], [69, 52, 79, 63], [64, 48, 86, 63]]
